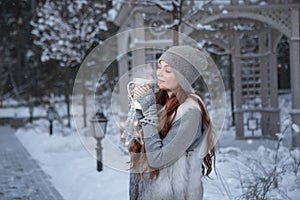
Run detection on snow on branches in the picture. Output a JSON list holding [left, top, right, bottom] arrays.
[[31, 0, 109, 68]]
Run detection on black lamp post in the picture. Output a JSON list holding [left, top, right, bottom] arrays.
[[90, 111, 107, 172], [47, 105, 56, 136], [29, 101, 34, 123]]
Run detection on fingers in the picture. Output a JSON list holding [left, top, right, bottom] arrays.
[[133, 86, 144, 98], [144, 83, 150, 90], [133, 83, 150, 99]]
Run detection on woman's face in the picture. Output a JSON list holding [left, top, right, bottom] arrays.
[[156, 60, 179, 92]]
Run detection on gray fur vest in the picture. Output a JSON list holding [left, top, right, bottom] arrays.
[[130, 143, 204, 200]]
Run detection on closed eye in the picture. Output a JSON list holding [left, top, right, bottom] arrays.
[[165, 67, 172, 73], [158, 62, 173, 73]]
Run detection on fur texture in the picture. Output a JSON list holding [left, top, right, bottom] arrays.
[[135, 146, 203, 200]]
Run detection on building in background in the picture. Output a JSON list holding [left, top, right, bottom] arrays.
[[113, 0, 300, 146]]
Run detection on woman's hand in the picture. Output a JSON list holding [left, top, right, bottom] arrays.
[[133, 83, 151, 99], [134, 83, 156, 115]]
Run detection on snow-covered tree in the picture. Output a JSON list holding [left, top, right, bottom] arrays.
[[31, 0, 112, 127], [144, 0, 212, 44], [0, 0, 43, 104], [31, 0, 109, 68]]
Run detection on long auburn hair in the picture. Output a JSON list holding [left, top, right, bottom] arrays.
[[129, 88, 215, 179]]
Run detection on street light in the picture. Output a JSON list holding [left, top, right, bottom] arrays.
[[47, 105, 56, 136], [90, 111, 107, 172], [28, 101, 34, 123]]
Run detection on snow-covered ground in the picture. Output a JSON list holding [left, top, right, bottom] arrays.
[[15, 119, 129, 200], [2, 93, 299, 199]]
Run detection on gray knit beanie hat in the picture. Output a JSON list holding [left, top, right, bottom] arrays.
[[158, 45, 208, 92]]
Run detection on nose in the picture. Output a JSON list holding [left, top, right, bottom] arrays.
[[156, 68, 162, 78]]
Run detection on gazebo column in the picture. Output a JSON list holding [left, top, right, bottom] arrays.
[[233, 33, 244, 138], [132, 12, 146, 77], [132, 48, 145, 77], [290, 9, 300, 147], [118, 56, 130, 115], [259, 31, 269, 136], [269, 30, 281, 138]]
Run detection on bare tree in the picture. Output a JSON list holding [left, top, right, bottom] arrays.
[[234, 121, 296, 200], [154, 0, 184, 45]]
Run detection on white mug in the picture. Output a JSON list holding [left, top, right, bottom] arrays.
[[127, 78, 156, 110]]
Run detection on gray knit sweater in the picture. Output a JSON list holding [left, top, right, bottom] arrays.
[[129, 90, 205, 200]]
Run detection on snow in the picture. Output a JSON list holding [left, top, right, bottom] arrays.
[[172, 0, 181, 7], [196, 24, 215, 31], [292, 123, 300, 133], [193, 0, 209, 9], [31, 0, 108, 68], [107, 9, 118, 22], [15, 123, 300, 199], [15, 120, 129, 200], [2, 93, 299, 199], [98, 21, 108, 31], [154, 0, 174, 12], [163, 19, 180, 29], [0, 106, 43, 118], [275, 132, 285, 140], [222, 10, 228, 14]]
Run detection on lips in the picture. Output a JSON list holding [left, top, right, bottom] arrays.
[[158, 79, 165, 84]]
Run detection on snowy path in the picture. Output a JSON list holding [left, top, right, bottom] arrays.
[[0, 125, 64, 200]]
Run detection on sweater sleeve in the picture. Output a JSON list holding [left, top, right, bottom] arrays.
[[142, 108, 202, 169]]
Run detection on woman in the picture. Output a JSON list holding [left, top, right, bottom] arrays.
[[127, 45, 215, 200]]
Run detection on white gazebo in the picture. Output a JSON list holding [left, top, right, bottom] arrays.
[[113, 0, 300, 146]]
